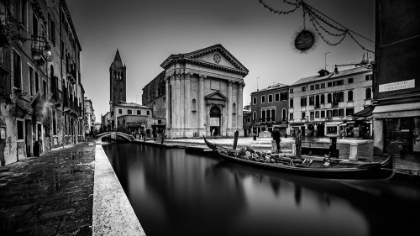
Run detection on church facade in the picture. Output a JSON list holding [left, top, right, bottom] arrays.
[[142, 44, 249, 138]]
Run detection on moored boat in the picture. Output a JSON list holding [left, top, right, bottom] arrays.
[[203, 136, 393, 179]]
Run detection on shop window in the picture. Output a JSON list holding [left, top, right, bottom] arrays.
[[339, 109, 344, 116], [261, 95, 266, 103], [321, 110, 325, 118], [17, 120, 24, 140], [327, 126, 337, 134], [348, 91, 353, 101], [268, 94, 273, 103], [346, 108, 354, 116], [366, 88, 372, 99], [327, 94, 332, 103], [275, 93, 280, 102], [290, 99, 293, 108]]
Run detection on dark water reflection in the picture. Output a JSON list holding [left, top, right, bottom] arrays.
[[102, 143, 420, 236]]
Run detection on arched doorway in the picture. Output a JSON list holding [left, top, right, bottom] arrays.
[[209, 106, 221, 136]]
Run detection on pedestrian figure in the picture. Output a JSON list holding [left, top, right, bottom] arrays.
[[295, 129, 302, 159], [161, 129, 165, 146], [153, 129, 157, 142], [272, 127, 281, 153]]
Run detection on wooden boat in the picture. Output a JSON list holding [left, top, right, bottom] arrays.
[[203, 137, 393, 179]]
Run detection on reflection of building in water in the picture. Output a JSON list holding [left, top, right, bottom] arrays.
[[141, 150, 247, 229]]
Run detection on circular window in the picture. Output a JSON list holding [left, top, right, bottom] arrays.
[[213, 54, 221, 64]]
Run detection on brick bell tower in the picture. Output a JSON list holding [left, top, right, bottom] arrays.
[[109, 49, 126, 110]]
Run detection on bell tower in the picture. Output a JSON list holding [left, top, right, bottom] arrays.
[[109, 49, 126, 110]]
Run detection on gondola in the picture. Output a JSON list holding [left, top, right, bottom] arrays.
[[203, 136, 394, 179]]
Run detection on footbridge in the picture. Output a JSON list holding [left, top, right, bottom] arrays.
[[96, 132, 135, 142]]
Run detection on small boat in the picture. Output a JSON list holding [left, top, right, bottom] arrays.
[[203, 136, 393, 179]]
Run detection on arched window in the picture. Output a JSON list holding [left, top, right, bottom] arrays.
[[271, 109, 276, 121], [339, 92, 344, 102], [232, 103, 237, 115], [121, 72, 124, 78], [327, 93, 332, 103], [348, 90, 353, 101], [191, 98, 197, 111], [290, 98, 293, 108], [266, 108, 270, 121], [321, 94, 325, 104], [282, 109, 286, 121], [366, 88, 372, 99], [261, 108, 265, 121], [253, 111, 256, 121]]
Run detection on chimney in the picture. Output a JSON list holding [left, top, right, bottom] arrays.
[[334, 66, 339, 74]]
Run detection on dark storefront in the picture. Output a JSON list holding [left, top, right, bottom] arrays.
[[384, 117, 420, 156]]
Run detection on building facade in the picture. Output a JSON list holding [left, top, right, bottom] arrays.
[[110, 102, 152, 130], [142, 44, 249, 138], [288, 67, 373, 137], [0, 0, 84, 166], [373, 0, 420, 174], [243, 105, 251, 137], [250, 83, 289, 136], [101, 111, 111, 132], [84, 97, 95, 134]]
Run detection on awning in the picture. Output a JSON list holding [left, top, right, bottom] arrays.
[[353, 105, 374, 117], [273, 124, 288, 128]]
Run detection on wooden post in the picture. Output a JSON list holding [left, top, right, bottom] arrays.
[[233, 131, 239, 150]]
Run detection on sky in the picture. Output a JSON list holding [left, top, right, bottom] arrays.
[[66, 0, 375, 122]]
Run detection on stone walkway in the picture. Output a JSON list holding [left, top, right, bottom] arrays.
[[0, 143, 95, 235]]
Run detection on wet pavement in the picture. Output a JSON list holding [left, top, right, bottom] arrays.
[[0, 142, 95, 235]]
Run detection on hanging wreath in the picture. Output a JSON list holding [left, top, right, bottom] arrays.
[[294, 29, 315, 52]]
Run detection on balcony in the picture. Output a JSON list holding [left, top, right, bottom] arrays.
[[64, 97, 79, 116], [31, 36, 52, 66], [66, 64, 77, 85], [50, 87, 62, 107]]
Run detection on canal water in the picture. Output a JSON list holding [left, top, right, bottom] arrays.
[[102, 143, 420, 236]]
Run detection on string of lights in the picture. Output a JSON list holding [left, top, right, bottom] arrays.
[[258, 0, 374, 52]]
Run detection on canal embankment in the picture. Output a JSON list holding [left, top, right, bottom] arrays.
[[93, 143, 145, 235]]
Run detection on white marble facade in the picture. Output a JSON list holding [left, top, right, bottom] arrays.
[[161, 44, 249, 138]]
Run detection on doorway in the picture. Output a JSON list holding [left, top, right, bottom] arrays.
[[25, 120, 32, 157], [209, 106, 221, 136]]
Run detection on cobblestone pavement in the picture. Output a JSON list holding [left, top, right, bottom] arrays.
[[0, 142, 95, 235]]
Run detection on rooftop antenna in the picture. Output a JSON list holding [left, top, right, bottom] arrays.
[[257, 77, 260, 91], [136, 95, 137, 103], [325, 52, 330, 70]]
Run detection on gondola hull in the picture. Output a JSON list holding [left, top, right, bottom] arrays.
[[203, 136, 393, 179]]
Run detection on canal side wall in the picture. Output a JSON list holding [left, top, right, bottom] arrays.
[[93, 145, 146, 235]]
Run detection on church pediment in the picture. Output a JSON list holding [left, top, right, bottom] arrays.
[[160, 44, 249, 75], [205, 91, 227, 101]]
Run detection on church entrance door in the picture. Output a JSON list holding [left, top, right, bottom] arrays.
[[209, 106, 221, 136]]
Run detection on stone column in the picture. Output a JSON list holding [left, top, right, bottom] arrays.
[[227, 80, 233, 136], [199, 74, 206, 136], [165, 77, 170, 133], [170, 75, 176, 138], [175, 74, 182, 137], [179, 73, 185, 137], [237, 82, 245, 136], [184, 73, 191, 137]]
